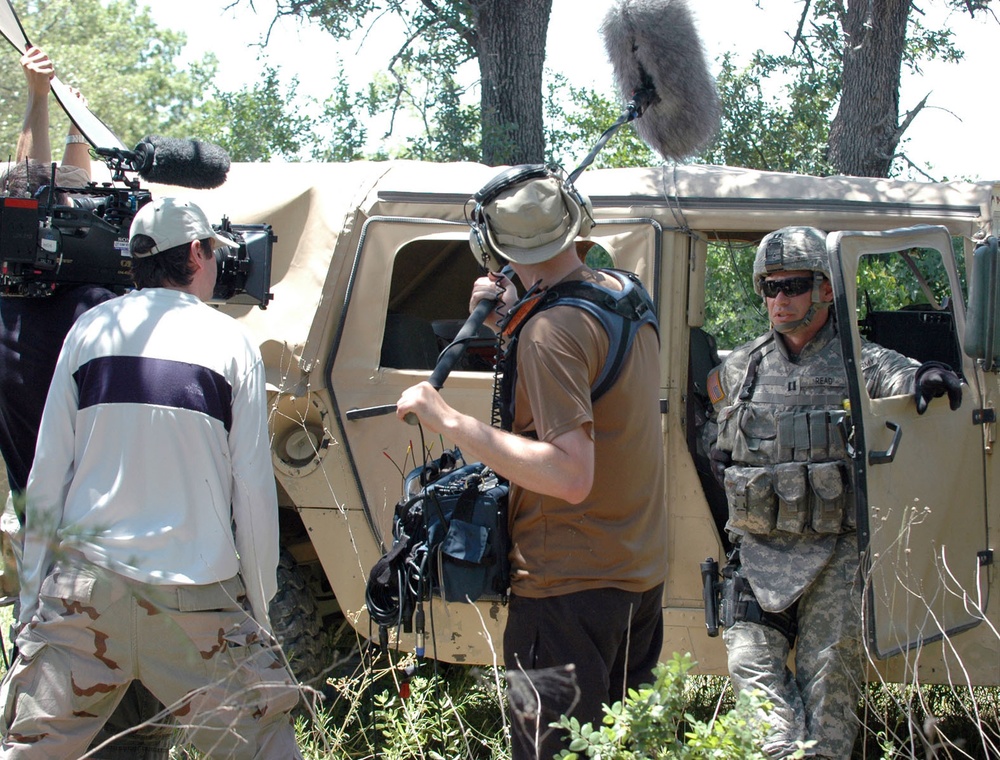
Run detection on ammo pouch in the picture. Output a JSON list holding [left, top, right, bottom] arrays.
[[809, 461, 851, 534], [726, 461, 851, 535], [724, 466, 776, 534], [774, 462, 808, 533], [720, 563, 798, 647]]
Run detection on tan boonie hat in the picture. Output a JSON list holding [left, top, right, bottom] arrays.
[[482, 176, 583, 265], [128, 197, 239, 258]]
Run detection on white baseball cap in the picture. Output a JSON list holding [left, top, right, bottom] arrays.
[[129, 197, 239, 258]]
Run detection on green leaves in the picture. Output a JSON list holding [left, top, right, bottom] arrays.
[[553, 652, 775, 760], [0, 0, 216, 152]]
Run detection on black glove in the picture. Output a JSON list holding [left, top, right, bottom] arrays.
[[709, 446, 731, 487], [914, 361, 963, 415]]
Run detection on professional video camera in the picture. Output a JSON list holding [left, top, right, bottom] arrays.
[[0, 163, 273, 307]]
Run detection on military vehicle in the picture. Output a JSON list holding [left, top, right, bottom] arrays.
[[154, 161, 998, 688]]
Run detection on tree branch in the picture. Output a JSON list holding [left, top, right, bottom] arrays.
[[894, 152, 939, 181], [892, 90, 930, 144], [791, 0, 813, 53], [418, 0, 479, 54]]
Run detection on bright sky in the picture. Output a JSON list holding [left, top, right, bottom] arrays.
[[146, 0, 999, 182]]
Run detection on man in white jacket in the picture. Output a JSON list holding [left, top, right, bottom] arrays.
[[0, 197, 302, 759]]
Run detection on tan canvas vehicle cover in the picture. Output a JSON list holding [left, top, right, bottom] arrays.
[[146, 161, 998, 678]]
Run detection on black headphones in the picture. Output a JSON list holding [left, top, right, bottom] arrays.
[[468, 164, 594, 269]]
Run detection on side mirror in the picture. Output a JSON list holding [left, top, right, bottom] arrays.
[[963, 236, 1000, 370]]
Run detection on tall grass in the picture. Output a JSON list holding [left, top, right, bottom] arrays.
[[1, 604, 997, 758]]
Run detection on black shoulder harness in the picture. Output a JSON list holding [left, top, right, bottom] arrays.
[[497, 268, 659, 431]]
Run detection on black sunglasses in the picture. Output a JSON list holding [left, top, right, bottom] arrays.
[[760, 276, 814, 298]]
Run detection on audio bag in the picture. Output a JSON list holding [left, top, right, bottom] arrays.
[[366, 449, 510, 630]]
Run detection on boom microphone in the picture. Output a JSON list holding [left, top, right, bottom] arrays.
[[601, 0, 721, 161], [132, 135, 231, 189]]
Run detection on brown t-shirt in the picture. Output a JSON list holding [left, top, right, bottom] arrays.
[[507, 267, 667, 598]]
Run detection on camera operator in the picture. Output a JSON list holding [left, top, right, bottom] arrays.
[[0, 47, 173, 760], [0, 196, 302, 759]]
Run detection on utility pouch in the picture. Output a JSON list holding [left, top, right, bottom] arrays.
[[827, 410, 848, 460], [808, 461, 848, 534], [715, 403, 740, 452], [773, 462, 809, 534], [808, 411, 829, 461], [731, 406, 778, 464], [724, 466, 776, 534], [776, 413, 795, 463]]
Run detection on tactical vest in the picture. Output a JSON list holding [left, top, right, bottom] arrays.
[[715, 332, 853, 536], [498, 269, 658, 432]]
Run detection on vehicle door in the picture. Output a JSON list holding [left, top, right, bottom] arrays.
[[828, 225, 989, 658]]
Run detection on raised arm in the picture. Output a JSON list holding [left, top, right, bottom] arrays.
[[14, 47, 91, 178]]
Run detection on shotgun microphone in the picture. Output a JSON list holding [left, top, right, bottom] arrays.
[[601, 0, 721, 161], [132, 135, 231, 189]]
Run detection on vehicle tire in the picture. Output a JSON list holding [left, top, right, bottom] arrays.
[[269, 549, 336, 692]]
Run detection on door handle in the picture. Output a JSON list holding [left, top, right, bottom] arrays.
[[869, 420, 901, 465]]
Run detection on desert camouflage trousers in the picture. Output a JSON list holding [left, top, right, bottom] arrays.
[[0, 557, 303, 759], [723, 533, 863, 760]]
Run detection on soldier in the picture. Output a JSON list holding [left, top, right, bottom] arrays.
[[707, 226, 963, 759]]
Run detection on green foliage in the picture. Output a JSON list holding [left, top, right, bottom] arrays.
[[554, 653, 783, 760], [188, 65, 310, 162], [276, 0, 476, 69], [697, 51, 837, 175], [311, 64, 372, 163], [0, 0, 315, 163], [544, 74, 658, 172], [704, 241, 768, 350], [0, 0, 217, 152], [234, 0, 480, 162], [292, 659, 508, 759], [391, 71, 481, 162]]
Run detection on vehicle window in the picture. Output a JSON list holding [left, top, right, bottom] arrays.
[[381, 238, 496, 372], [856, 246, 964, 374]]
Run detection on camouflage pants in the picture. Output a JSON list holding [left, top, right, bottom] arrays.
[[0, 558, 303, 759], [2, 498, 173, 759], [723, 533, 863, 760]]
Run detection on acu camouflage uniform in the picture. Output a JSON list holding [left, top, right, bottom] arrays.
[[709, 317, 917, 759]]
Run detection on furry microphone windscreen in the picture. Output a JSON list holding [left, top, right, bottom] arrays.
[[135, 135, 231, 189], [601, 0, 721, 161]]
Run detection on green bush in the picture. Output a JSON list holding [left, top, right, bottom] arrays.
[[553, 652, 808, 760]]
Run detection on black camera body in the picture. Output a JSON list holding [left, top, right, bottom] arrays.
[[0, 179, 274, 308]]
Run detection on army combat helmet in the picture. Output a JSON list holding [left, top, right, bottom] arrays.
[[753, 226, 832, 334]]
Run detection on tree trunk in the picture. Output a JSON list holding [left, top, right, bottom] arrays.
[[827, 0, 911, 177], [471, 0, 552, 165]]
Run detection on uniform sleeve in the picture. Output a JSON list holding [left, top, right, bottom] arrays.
[[20, 343, 79, 625], [707, 349, 750, 455], [228, 352, 279, 627], [860, 340, 919, 399]]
